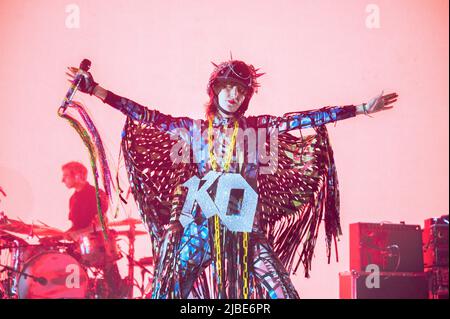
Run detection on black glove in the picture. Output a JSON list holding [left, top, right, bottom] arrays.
[[78, 71, 98, 95]]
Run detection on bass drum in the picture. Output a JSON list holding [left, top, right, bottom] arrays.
[[17, 251, 88, 299]]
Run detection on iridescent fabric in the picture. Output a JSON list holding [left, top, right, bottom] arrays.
[[107, 91, 356, 298]]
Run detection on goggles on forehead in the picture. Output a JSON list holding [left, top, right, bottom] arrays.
[[208, 60, 264, 97], [219, 61, 252, 80]]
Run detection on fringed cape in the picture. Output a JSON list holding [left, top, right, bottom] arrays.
[[121, 115, 342, 295]]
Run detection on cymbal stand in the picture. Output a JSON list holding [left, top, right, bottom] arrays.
[[85, 266, 106, 299], [125, 223, 136, 299], [118, 247, 153, 298]]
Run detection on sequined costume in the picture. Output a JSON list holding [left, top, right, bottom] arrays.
[[103, 84, 356, 298]]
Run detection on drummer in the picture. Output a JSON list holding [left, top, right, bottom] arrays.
[[61, 161, 108, 232], [61, 161, 126, 298]]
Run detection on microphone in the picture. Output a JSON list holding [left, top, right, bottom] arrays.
[[60, 59, 92, 110]]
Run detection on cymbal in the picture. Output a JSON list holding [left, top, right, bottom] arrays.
[[107, 218, 142, 227], [58, 227, 106, 241], [0, 229, 29, 243], [0, 219, 64, 237], [115, 229, 147, 236], [31, 227, 64, 237], [0, 219, 30, 234]]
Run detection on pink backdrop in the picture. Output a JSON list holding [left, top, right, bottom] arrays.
[[0, 0, 448, 298]]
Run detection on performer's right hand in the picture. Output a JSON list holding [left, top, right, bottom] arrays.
[[66, 66, 98, 95]]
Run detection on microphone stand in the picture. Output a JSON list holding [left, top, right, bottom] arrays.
[[0, 263, 47, 286]]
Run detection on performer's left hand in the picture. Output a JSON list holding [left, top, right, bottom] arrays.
[[357, 92, 398, 115]]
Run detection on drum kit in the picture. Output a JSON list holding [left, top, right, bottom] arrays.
[[0, 213, 153, 299]]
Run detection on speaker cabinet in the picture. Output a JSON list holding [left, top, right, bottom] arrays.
[[339, 271, 428, 299], [423, 217, 449, 268], [350, 222, 424, 272]]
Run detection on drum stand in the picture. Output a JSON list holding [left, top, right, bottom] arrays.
[[1, 242, 32, 298], [126, 223, 136, 299], [119, 224, 153, 299], [0, 264, 14, 299], [85, 266, 109, 299]]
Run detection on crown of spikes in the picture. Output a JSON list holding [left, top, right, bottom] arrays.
[[207, 56, 265, 96]]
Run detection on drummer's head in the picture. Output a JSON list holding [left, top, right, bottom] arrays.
[[61, 161, 88, 190]]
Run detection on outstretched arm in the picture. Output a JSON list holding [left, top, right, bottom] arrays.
[[257, 105, 356, 134], [66, 67, 193, 132], [257, 92, 398, 134]]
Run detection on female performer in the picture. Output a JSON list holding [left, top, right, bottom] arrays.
[[67, 59, 397, 299]]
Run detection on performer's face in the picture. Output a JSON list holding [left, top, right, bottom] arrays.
[[217, 82, 246, 114]]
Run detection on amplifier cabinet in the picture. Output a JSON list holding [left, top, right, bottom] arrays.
[[423, 218, 449, 267], [339, 271, 428, 299], [350, 222, 424, 272]]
